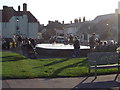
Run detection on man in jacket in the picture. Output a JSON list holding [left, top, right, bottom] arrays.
[[73, 37, 80, 57]]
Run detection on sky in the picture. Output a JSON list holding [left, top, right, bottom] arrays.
[[0, 0, 120, 25]]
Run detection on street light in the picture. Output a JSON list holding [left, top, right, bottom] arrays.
[[106, 23, 109, 32], [106, 24, 109, 26]]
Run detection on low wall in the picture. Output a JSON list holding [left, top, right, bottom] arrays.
[[35, 47, 90, 57]]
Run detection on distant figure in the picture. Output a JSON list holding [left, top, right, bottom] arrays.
[[95, 42, 103, 52], [5, 38, 10, 50], [108, 42, 118, 52], [96, 37, 101, 45], [101, 42, 108, 52], [29, 38, 36, 48], [12, 35, 17, 48], [69, 35, 73, 44], [25, 41, 36, 59], [17, 35, 22, 47], [2, 38, 6, 49], [89, 33, 96, 51], [72, 37, 80, 57]]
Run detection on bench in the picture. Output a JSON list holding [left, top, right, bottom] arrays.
[[88, 52, 120, 78]]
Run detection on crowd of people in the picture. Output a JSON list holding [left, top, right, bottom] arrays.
[[2, 35, 37, 59], [1, 33, 119, 58], [89, 33, 118, 52], [72, 33, 118, 57]]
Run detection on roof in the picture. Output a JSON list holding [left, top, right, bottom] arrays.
[[2, 6, 15, 22], [27, 11, 38, 22], [1, 6, 38, 23], [46, 21, 64, 30], [93, 13, 115, 23], [78, 13, 118, 36]]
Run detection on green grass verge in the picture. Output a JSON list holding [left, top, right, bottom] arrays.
[[1, 52, 118, 79]]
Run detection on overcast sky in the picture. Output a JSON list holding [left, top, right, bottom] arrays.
[[0, 0, 120, 25]]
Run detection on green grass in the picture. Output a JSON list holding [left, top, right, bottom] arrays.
[[1, 52, 118, 79]]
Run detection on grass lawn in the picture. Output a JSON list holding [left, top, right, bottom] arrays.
[[0, 52, 118, 79]]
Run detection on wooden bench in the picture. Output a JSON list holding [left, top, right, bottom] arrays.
[[88, 52, 120, 78]]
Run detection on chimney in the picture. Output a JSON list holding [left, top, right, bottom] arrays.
[[18, 5, 20, 11], [55, 20, 58, 22], [48, 21, 52, 24], [83, 16, 86, 22], [62, 21, 64, 24], [79, 17, 81, 22], [3, 6, 8, 9], [23, 3, 27, 11], [74, 19, 78, 23]]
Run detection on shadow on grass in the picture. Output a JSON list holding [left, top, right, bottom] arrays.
[[1, 56, 27, 62], [51, 59, 88, 77], [44, 57, 71, 66], [32, 57, 71, 69]]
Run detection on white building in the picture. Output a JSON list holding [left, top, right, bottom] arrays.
[[64, 21, 82, 36], [1, 3, 39, 39]]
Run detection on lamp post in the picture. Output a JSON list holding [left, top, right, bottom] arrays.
[[106, 23, 109, 39], [106, 24, 109, 32]]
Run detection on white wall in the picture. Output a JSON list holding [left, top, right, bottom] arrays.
[[2, 15, 38, 39], [2, 22, 10, 38], [64, 27, 78, 35], [9, 17, 16, 37], [2, 15, 28, 38], [18, 15, 28, 37], [28, 23, 38, 39]]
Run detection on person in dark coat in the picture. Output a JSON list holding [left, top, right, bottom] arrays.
[[17, 35, 22, 47], [72, 37, 80, 57], [108, 42, 118, 52], [5, 38, 10, 50], [89, 33, 96, 51], [29, 38, 35, 48], [24, 40, 36, 59], [69, 35, 73, 44]]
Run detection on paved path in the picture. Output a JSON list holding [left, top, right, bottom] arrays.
[[2, 74, 120, 89]]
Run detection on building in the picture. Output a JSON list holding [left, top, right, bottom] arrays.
[[1, 3, 39, 39], [42, 20, 64, 40], [118, 1, 120, 45], [77, 10, 118, 41], [63, 18, 82, 36]]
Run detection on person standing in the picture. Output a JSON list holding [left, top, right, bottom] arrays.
[[89, 33, 97, 51], [69, 34, 73, 44], [17, 35, 22, 47], [72, 37, 80, 57]]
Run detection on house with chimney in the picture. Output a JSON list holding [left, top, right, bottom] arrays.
[[78, 9, 118, 41], [1, 3, 39, 39], [41, 18, 85, 40], [42, 20, 64, 40], [64, 18, 82, 36]]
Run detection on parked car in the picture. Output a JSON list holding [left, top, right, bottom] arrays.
[[56, 36, 65, 43]]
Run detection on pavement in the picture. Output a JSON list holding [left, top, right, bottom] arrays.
[[2, 74, 120, 89]]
